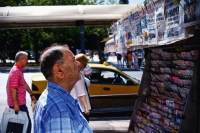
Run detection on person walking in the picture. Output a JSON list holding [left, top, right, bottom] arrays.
[[133, 52, 139, 70], [70, 54, 92, 122], [127, 52, 133, 68], [6, 51, 37, 133], [34, 44, 93, 133], [122, 53, 127, 68], [117, 53, 122, 67]]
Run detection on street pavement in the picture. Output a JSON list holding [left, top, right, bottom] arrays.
[[0, 55, 141, 133], [0, 55, 142, 73]]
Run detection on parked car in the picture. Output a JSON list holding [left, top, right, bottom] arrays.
[[31, 63, 140, 113]]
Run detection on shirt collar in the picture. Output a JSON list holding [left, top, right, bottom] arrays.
[[15, 63, 23, 72], [47, 81, 76, 105]]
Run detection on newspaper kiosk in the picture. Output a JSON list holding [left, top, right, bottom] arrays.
[[128, 30, 200, 133]]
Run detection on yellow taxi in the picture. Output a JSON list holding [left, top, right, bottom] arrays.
[[31, 63, 140, 113]]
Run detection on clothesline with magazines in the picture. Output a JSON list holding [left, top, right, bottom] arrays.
[[109, 0, 200, 52]]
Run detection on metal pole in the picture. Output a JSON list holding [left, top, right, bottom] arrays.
[[80, 20, 85, 54]]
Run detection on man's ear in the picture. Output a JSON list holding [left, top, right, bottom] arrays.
[[53, 64, 64, 78]]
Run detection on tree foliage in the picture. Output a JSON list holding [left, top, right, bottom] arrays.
[[0, 0, 115, 64]]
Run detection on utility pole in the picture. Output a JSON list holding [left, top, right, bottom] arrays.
[[76, 20, 85, 54]]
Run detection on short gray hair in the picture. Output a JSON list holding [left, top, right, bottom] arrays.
[[40, 45, 69, 79], [15, 51, 28, 62]]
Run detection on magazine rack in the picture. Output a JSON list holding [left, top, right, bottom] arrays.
[[128, 44, 200, 133]]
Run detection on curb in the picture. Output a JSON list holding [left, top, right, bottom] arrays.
[[0, 66, 41, 73], [0, 63, 142, 73], [108, 62, 141, 71]]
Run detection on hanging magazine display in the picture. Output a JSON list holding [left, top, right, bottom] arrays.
[[180, 0, 200, 26], [116, 19, 126, 53], [111, 22, 118, 37], [108, 0, 200, 50], [113, 22, 119, 53], [124, 17, 133, 47], [146, 1, 158, 45], [111, 22, 118, 53], [164, 0, 188, 43], [134, 10, 143, 46], [129, 12, 137, 46], [155, 0, 166, 44], [129, 11, 142, 46], [139, 7, 149, 45]]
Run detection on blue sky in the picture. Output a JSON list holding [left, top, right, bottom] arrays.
[[129, 0, 144, 5]]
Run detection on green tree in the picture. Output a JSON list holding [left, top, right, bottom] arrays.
[[0, 0, 114, 64]]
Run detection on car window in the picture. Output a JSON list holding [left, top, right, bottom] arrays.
[[101, 69, 130, 85], [89, 68, 136, 85], [89, 68, 101, 83]]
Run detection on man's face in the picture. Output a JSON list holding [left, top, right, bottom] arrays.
[[20, 55, 28, 68], [61, 50, 81, 83]]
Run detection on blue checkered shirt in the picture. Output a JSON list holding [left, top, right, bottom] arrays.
[[34, 82, 93, 133]]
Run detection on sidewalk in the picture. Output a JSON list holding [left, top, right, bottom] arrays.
[[0, 55, 142, 72], [90, 55, 141, 71], [89, 117, 130, 133]]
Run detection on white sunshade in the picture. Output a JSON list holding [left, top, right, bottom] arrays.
[[104, 37, 116, 53], [0, 5, 137, 29], [105, 37, 114, 45]]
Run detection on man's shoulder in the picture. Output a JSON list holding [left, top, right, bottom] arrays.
[[8, 66, 22, 77], [38, 93, 71, 114]]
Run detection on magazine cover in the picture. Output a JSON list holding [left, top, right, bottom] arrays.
[[180, 0, 200, 26], [146, 1, 158, 45], [139, 6, 149, 45], [129, 11, 138, 46], [115, 19, 126, 53], [111, 22, 118, 36], [155, 0, 166, 44], [164, 0, 188, 43], [124, 16, 133, 46], [131, 10, 142, 46]]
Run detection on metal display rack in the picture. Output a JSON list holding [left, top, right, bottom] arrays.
[[128, 43, 200, 133]]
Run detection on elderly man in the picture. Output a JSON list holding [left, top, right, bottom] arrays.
[[6, 51, 37, 133], [34, 44, 93, 133]]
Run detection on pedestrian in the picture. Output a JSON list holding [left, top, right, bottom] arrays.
[[34, 44, 93, 132], [90, 50, 94, 61], [70, 54, 92, 122], [127, 52, 133, 68], [117, 53, 122, 67], [122, 53, 127, 68], [133, 52, 139, 70], [6, 51, 37, 133]]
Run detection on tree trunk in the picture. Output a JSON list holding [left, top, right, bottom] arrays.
[[97, 36, 103, 64], [2, 44, 7, 65], [34, 42, 39, 63]]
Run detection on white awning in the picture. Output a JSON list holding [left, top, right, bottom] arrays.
[[105, 37, 114, 45], [0, 5, 137, 29]]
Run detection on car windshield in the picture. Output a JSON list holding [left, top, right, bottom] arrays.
[[127, 75, 141, 84], [116, 70, 141, 84]]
